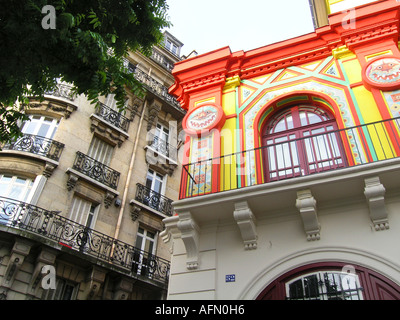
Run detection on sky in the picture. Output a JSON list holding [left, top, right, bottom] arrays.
[[165, 0, 316, 57]]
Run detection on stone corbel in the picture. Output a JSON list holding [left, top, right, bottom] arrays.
[[364, 177, 389, 231], [160, 215, 180, 254], [296, 189, 320, 241], [0, 240, 33, 292], [113, 277, 134, 300], [82, 267, 107, 300], [66, 172, 79, 191], [147, 102, 161, 131], [233, 201, 258, 250], [43, 162, 57, 178], [129, 203, 142, 221], [104, 191, 116, 209], [28, 247, 58, 297], [177, 212, 200, 270]]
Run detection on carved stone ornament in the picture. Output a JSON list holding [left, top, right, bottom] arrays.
[[364, 177, 389, 231], [177, 211, 200, 270], [233, 201, 258, 250], [296, 189, 321, 241], [130, 204, 142, 221], [147, 103, 161, 131]]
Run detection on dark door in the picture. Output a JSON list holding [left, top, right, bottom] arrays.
[[257, 262, 400, 300]]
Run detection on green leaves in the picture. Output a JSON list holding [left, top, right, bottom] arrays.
[[0, 0, 171, 144]]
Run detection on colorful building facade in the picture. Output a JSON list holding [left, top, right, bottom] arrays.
[[162, 0, 400, 300]]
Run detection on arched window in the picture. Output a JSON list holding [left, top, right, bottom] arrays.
[[262, 105, 347, 181], [286, 270, 363, 300]]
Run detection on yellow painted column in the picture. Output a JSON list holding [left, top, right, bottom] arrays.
[[220, 76, 240, 192]]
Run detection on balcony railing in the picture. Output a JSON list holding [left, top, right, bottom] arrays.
[[133, 68, 182, 111], [135, 183, 174, 217], [2, 134, 65, 161], [44, 83, 76, 102], [95, 102, 130, 132], [0, 196, 170, 285], [72, 152, 120, 190], [180, 117, 400, 199], [147, 132, 177, 160]]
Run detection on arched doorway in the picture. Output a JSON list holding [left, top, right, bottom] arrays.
[[257, 262, 400, 300], [261, 105, 348, 182]]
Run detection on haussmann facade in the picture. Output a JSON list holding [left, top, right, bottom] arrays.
[[0, 31, 187, 300]]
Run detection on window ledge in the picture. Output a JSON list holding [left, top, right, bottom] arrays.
[[90, 114, 130, 147], [129, 199, 170, 220], [66, 168, 120, 208]]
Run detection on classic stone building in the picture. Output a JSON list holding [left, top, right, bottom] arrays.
[[163, 0, 400, 300], [0, 31, 186, 300]]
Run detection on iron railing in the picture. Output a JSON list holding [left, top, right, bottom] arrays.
[[72, 152, 120, 190], [133, 68, 182, 111], [135, 183, 174, 216], [286, 271, 363, 300], [180, 117, 400, 199], [147, 132, 177, 160], [95, 102, 130, 132], [44, 83, 76, 102], [0, 196, 170, 285], [2, 134, 65, 161]]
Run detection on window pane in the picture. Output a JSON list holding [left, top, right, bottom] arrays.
[[135, 235, 143, 249], [22, 120, 37, 135], [273, 118, 287, 133], [0, 175, 12, 183]]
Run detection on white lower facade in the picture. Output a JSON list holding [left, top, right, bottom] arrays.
[[162, 158, 400, 300]]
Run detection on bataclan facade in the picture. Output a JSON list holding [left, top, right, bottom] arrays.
[[162, 0, 400, 300]]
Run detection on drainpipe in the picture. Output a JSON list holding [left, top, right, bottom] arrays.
[[113, 99, 147, 241]]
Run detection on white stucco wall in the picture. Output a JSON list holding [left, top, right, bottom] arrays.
[[165, 162, 400, 300]]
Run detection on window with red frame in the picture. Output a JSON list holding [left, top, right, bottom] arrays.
[[262, 105, 347, 182]]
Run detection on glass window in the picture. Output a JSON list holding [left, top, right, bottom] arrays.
[[262, 105, 346, 181], [0, 175, 33, 202], [135, 227, 156, 254], [21, 115, 59, 139], [286, 271, 363, 300], [145, 169, 165, 195], [151, 123, 170, 156], [41, 278, 79, 300]]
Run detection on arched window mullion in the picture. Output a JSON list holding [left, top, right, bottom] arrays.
[[262, 105, 347, 182]]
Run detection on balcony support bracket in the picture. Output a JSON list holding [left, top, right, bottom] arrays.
[[233, 201, 258, 250], [364, 176, 389, 231], [296, 189, 321, 241], [177, 211, 200, 270]]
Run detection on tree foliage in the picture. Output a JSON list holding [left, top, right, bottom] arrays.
[[0, 0, 171, 143]]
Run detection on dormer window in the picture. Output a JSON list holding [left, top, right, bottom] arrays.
[[163, 31, 183, 58], [165, 39, 179, 56]]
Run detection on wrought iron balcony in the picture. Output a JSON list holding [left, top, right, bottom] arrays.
[[180, 117, 400, 199], [2, 134, 65, 161], [133, 68, 182, 111], [0, 196, 170, 285], [135, 183, 174, 216], [94, 102, 130, 132], [147, 132, 177, 160], [44, 83, 76, 102], [72, 151, 120, 190]]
